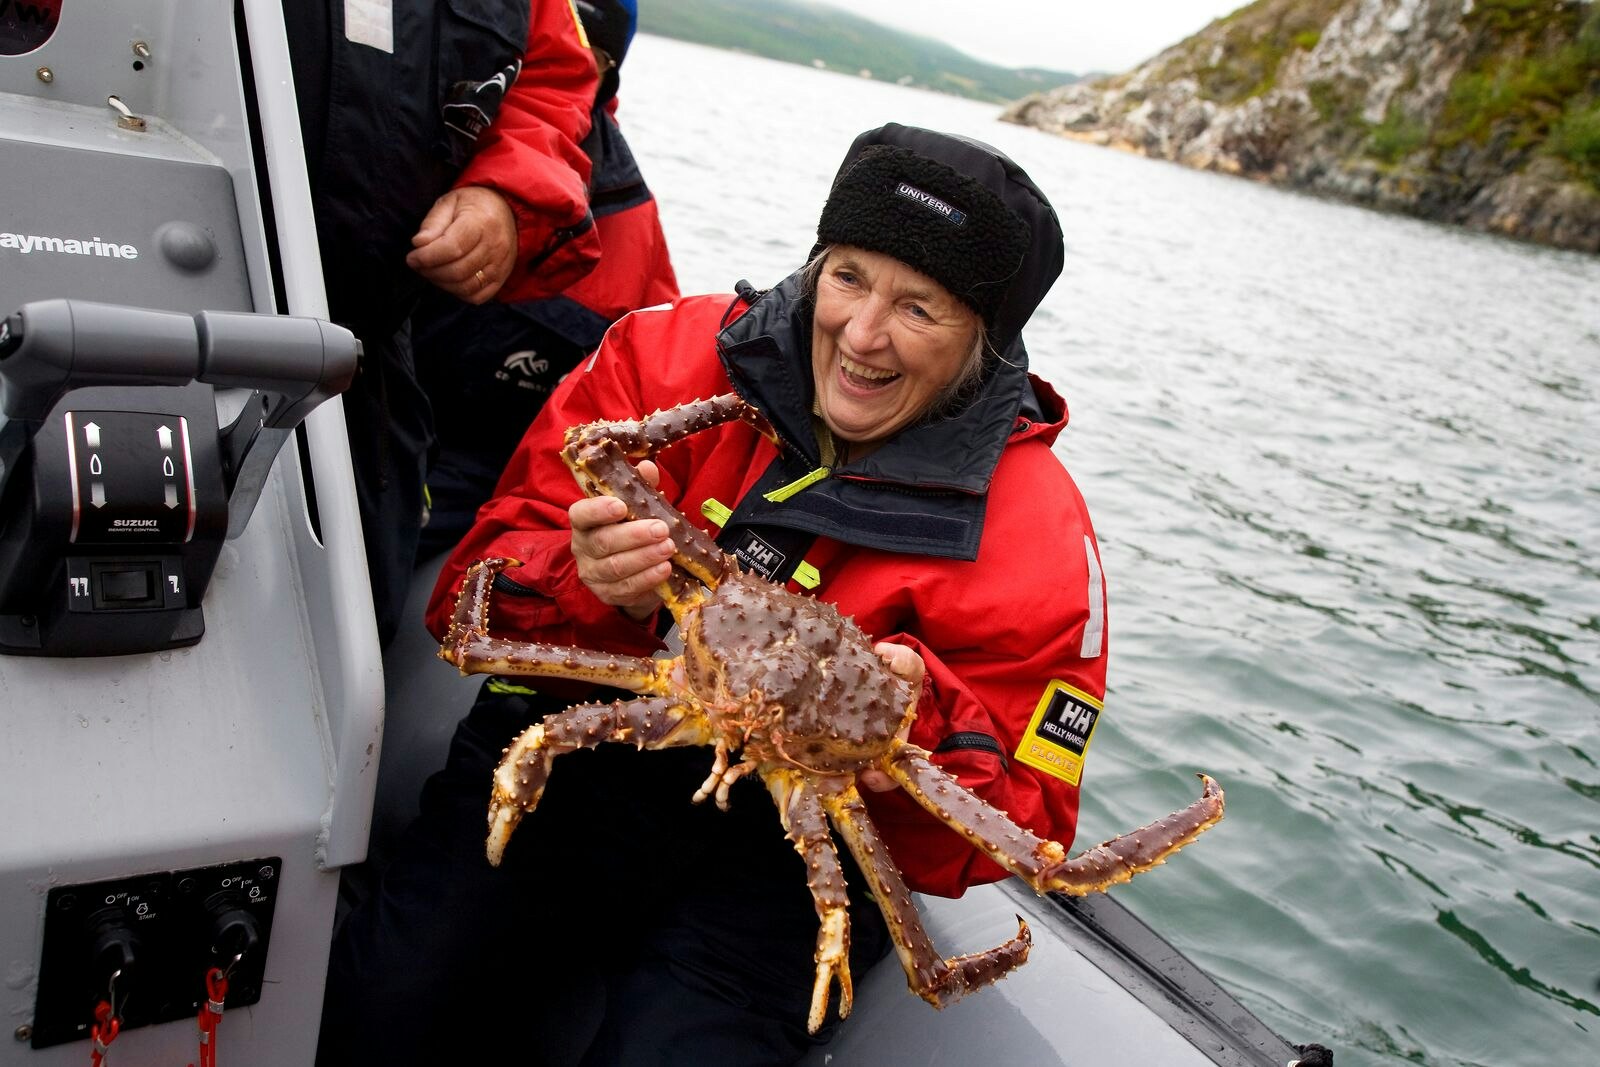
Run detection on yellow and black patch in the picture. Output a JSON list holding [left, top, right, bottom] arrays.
[[1013, 680, 1102, 786]]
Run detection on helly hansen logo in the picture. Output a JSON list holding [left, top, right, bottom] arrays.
[[732, 531, 786, 580], [1032, 687, 1099, 756], [894, 182, 967, 226]]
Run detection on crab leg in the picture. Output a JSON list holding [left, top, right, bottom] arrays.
[[564, 393, 775, 461], [818, 779, 1032, 1011], [692, 739, 732, 804], [560, 394, 775, 592], [764, 768, 855, 1033], [883, 746, 1225, 895], [564, 436, 730, 590], [488, 696, 714, 866], [690, 742, 758, 810], [711, 760, 757, 809], [440, 558, 675, 692]]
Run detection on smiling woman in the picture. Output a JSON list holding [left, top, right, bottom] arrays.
[[324, 122, 1121, 1065], [808, 246, 985, 450], [798, 133, 1036, 454]]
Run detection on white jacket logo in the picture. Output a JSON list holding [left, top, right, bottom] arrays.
[[0, 232, 140, 260], [501, 351, 549, 377]]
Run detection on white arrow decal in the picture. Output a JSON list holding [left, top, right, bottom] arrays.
[[84, 422, 101, 448], [91, 482, 106, 508], [165, 484, 179, 509], [156, 425, 173, 450]]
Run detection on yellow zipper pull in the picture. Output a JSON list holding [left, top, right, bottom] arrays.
[[701, 498, 733, 527], [792, 562, 821, 589], [763, 466, 831, 503]]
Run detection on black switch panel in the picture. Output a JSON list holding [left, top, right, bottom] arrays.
[[65, 556, 188, 614], [0, 382, 226, 656], [30, 857, 282, 1049]]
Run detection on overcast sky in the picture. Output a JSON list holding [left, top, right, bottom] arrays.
[[807, 0, 1246, 74]]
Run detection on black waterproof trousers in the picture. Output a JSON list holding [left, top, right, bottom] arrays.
[[317, 683, 890, 1066]]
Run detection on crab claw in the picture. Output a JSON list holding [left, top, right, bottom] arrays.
[[485, 785, 527, 868], [485, 781, 532, 867], [484, 722, 550, 867], [808, 906, 853, 1032]]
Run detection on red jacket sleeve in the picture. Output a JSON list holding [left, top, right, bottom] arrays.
[[859, 442, 1109, 898], [456, 0, 601, 300], [558, 101, 681, 321]]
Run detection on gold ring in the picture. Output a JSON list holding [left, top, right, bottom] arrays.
[[475, 268, 487, 288]]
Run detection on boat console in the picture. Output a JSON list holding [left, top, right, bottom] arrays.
[[0, 3, 381, 1062]]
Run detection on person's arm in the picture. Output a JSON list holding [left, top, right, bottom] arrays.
[[425, 316, 659, 657], [408, 1, 601, 304], [861, 451, 1110, 898]]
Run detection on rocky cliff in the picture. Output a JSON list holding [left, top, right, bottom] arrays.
[[1001, 0, 1600, 252]]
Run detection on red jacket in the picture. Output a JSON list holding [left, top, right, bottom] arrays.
[[554, 98, 679, 320], [427, 288, 1109, 899], [457, 0, 602, 300]]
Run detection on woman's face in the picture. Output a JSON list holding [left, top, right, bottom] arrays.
[[810, 246, 981, 445]]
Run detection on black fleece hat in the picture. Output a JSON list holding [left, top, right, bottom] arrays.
[[814, 124, 1064, 355]]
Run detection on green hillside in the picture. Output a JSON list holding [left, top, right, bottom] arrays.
[[1002, 0, 1600, 251], [1146, 0, 1600, 186], [636, 0, 1081, 104]]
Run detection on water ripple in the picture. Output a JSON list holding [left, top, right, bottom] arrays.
[[626, 36, 1600, 1067], [1435, 909, 1599, 1016]]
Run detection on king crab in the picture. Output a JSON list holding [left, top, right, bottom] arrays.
[[439, 393, 1224, 1032]]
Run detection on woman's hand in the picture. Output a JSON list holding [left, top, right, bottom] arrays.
[[569, 461, 675, 621], [859, 640, 924, 793]]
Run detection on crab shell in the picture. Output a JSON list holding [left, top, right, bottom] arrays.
[[685, 569, 912, 773]]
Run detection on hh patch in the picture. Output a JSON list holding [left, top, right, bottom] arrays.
[[1013, 680, 1103, 786], [730, 530, 787, 581]]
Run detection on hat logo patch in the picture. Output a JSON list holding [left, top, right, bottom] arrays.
[[894, 182, 967, 226]]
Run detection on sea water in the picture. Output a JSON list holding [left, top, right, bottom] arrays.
[[621, 35, 1600, 1066]]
